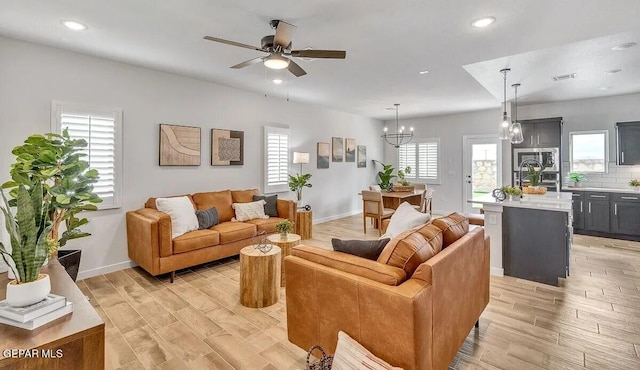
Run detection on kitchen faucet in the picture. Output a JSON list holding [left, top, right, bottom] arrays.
[[518, 159, 543, 190]]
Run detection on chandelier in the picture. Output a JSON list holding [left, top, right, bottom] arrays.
[[382, 103, 413, 148]]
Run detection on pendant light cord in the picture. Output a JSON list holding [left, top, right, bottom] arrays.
[[503, 70, 507, 117]]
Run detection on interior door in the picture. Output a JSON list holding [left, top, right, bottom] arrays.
[[463, 136, 502, 214]]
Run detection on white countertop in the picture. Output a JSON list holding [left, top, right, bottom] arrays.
[[562, 186, 640, 194], [469, 192, 572, 212]]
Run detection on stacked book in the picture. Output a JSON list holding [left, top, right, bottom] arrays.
[[0, 294, 73, 330]]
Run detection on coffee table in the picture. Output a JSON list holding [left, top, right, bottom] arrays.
[[267, 233, 301, 287], [239, 245, 281, 308]]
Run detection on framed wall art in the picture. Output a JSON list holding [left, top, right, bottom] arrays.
[[345, 138, 356, 162], [357, 145, 367, 168], [317, 142, 330, 169], [159, 124, 201, 166], [211, 128, 244, 166], [332, 137, 344, 162]]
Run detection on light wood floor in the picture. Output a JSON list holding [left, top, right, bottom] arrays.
[[79, 215, 640, 370]]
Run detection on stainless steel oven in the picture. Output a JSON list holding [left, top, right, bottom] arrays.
[[513, 147, 559, 172]]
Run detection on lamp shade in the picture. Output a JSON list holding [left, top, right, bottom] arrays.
[[293, 152, 310, 164]]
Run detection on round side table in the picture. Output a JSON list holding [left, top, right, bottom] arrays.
[[267, 233, 301, 287], [239, 245, 281, 308]]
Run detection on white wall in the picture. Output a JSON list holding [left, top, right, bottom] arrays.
[[384, 93, 640, 213], [0, 37, 383, 278]]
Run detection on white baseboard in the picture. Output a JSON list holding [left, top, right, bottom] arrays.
[[313, 209, 361, 225], [77, 260, 138, 281], [490, 267, 504, 276]]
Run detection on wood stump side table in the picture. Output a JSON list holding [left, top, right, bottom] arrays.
[[296, 210, 313, 240], [239, 245, 281, 308], [267, 233, 301, 287]]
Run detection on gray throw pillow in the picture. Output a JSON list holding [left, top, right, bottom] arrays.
[[331, 238, 391, 260], [253, 194, 278, 217], [195, 207, 218, 229]]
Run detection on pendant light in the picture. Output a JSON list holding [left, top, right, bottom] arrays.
[[510, 83, 524, 144], [382, 104, 413, 148], [498, 68, 511, 140]]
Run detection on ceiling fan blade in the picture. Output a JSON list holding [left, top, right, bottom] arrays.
[[231, 57, 264, 69], [290, 49, 346, 59], [203, 36, 265, 52], [273, 20, 294, 50], [287, 59, 307, 77]]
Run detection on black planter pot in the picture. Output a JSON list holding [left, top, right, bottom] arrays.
[[57, 250, 82, 282]]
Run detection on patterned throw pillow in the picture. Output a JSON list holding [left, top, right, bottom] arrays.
[[253, 194, 278, 217], [232, 200, 269, 222], [195, 207, 218, 229], [332, 331, 402, 370]]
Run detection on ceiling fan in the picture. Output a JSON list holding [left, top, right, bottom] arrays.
[[203, 19, 346, 77]]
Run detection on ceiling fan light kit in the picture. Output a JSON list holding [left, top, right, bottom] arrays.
[[264, 55, 289, 70], [498, 68, 512, 140]]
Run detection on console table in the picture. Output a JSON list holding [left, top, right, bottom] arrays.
[[0, 260, 105, 370]]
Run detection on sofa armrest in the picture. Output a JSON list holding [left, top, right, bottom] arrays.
[[135, 208, 173, 257], [277, 198, 296, 222], [291, 245, 406, 286], [126, 211, 161, 274]]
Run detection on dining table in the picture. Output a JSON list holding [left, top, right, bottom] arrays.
[[381, 190, 423, 210]]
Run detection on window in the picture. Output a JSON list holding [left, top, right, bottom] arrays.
[[51, 102, 123, 209], [569, 131, 608, 173], [398, 139, 440, 184], [264, 126, 290, 193]]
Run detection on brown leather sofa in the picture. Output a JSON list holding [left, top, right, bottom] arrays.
[[126, 189, 296, 282], [284, 213, 490, 370]]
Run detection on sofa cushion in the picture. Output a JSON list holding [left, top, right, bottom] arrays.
[[331, 238, 390, 260], [172, 230, 220, 254], [232, 200, 269, 221], [192, 190, 234, 222], [432, 212, 469, 247], [155, 196, 199, 239], [377, 223, 443, 276], [381, 201, 431, 239], [211, 221, 257, 244], [231, 189, 260, 203], [245, 217, 287, 234], [195, 207, 219, 229], [253, 194, 278, 217]]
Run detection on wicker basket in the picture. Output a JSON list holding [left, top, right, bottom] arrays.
[[392, 185, 415, 192], [522, 186, 547, 195], [306, 345, 333, 370]]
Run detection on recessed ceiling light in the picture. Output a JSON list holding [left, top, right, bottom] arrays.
[[604, 69, 622, 74], [62, 20, 87, 31], [612, 42, 637, 51], [272, 79, 283, 84], [599, 86, 612, 90], [418, 70, 429, 75], [471, 17, 496, 28]]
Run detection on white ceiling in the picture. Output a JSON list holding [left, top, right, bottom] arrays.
[[1, 0, 639, 120]]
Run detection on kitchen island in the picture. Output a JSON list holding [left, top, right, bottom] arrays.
[[469, 192, 572, 286]]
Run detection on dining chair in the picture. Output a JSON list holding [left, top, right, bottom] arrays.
[[421, 189, 434, 215], [413, 183, 426, 191], [362, 190, 395, 236]]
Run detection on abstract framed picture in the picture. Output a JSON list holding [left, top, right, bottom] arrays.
[[332, 137, 344, 162], [211, 129, 244, 166], [317, 142, 330, 169], [345, 138, 356, 162], [357, 145, 367, 168], [159, 124, 201, 166]]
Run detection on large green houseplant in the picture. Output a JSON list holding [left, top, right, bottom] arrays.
[[2, 129, 102, 258], [289, 173, 312, 207], [373, 160, 396, 191]]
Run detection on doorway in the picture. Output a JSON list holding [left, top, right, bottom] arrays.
[[463, 135, 502, 214]]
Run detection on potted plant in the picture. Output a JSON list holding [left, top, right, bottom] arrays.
[[569, 172, 587, 188], [502, 185, 523, 201], [275, 219, 294, 240], [630, 179, 640, 192], [372, 160, 396, 191], [0, 182, 54, 307], [397, 166, 412, 186], [288, 173, 312, 209], [2, 130, 102, 280]]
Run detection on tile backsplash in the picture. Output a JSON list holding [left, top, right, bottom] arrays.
[[563, 162, 640, 189]]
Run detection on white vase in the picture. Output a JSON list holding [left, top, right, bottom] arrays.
[[6, 274, 51, 307]]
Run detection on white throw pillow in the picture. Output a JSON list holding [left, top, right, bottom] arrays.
[[332, 331, 402, 370], [155, 196, 199, 239], [232, 200, 269, 222], [381, 201, 431, 239]]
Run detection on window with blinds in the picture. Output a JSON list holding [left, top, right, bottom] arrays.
[[264, 126, 290, 193], [51, 102, 123, 209], [398, 139, 440, 183]]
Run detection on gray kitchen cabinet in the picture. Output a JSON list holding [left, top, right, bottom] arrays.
[[611, 193, 640, 236], [512, 117, 562, 148], [572, 192, 584, 230], [584, 192, 610, 233], [569, 191, 640, 240], [616, 121, 640, 165]]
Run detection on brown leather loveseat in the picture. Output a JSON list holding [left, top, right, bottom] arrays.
[[126, 189, 296, 282], [284, 213, 490, 370]]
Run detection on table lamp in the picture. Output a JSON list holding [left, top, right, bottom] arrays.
[[293, 152, 310, 174]]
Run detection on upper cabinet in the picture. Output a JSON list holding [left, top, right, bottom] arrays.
[[617, 121, 640, 165], [512, 117, 562, 148]]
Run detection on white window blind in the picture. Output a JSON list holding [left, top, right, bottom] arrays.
[[264, 126, 290, 193], [51, 102, 123, 209], [398, 139, 440, 184]]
